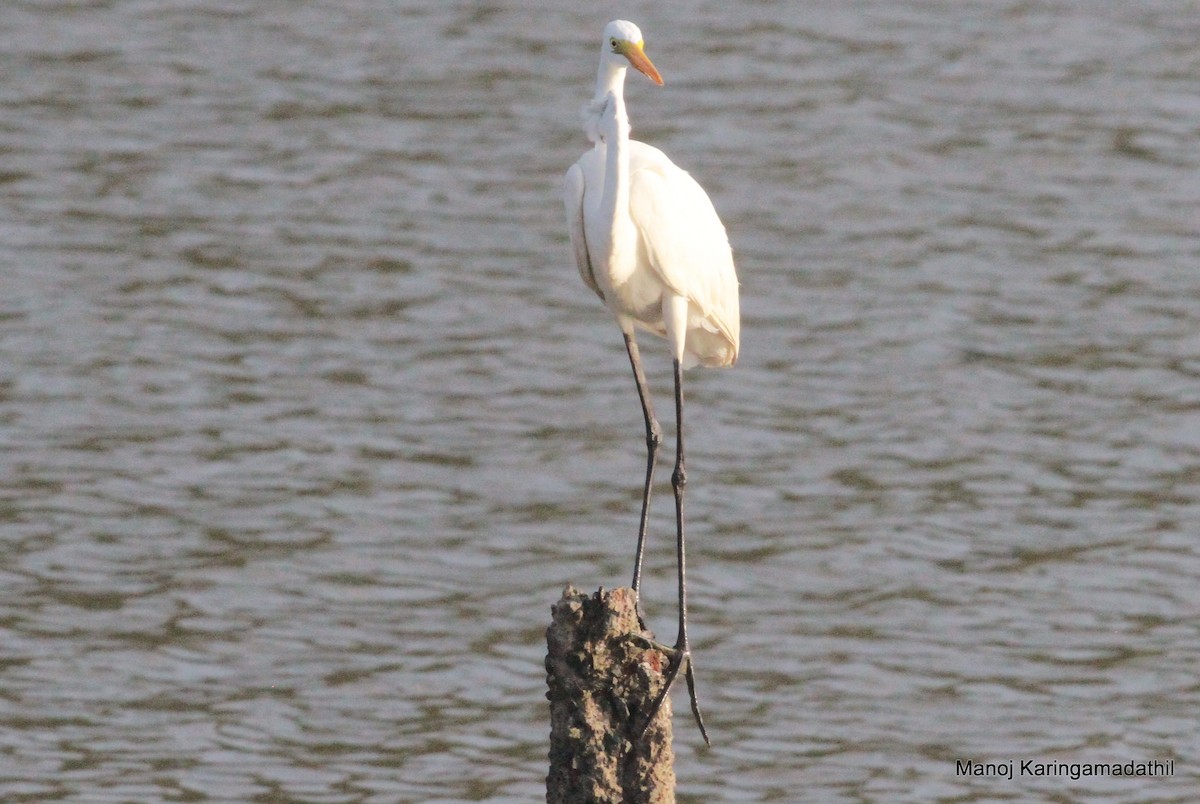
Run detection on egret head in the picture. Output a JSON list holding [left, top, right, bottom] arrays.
[[600, 20, 664, 85]]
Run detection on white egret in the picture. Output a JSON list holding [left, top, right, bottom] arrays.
[[563, 19, 740, 745]]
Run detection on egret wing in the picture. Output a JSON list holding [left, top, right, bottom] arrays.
[[628, 151, 740, 355], [563, 160, 603, 302]]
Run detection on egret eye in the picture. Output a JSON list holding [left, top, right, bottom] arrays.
[[610, 37, 618, 50]]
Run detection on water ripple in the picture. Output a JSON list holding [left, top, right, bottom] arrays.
[[2, 1, 1199, 801]]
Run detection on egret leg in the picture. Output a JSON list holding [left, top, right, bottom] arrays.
[[623, 333, 661, 598], [637, 357, 710, 745]]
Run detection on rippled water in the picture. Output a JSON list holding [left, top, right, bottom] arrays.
[[2, 1, 1199, 801]]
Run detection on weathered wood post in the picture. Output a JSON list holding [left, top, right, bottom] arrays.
[[545, 585, 675, 803]]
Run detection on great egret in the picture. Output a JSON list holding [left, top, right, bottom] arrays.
[[563, 19, 740, 745]]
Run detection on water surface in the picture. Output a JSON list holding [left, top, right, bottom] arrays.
[[2, 1, 1198, 801]]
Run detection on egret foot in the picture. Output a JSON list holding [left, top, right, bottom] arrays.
[[633, 638, 710, 746]]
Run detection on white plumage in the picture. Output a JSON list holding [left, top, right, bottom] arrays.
[[561, 19, 740, 745], [563, 25, 739, 369]]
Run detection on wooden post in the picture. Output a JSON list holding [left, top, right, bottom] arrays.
[[545, 585, 675, 803]]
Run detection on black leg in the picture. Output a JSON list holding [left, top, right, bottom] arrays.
[[670, 359, 689, 646], [670, 357, 709, 744], [623, 333, 661, 596], [637, 358, 710, 745]]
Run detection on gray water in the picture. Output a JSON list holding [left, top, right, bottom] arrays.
[[2, 1, 1198, 801]]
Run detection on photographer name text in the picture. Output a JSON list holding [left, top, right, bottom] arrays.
[[956, 759, 1173, 781]]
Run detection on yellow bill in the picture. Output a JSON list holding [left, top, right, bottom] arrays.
[[619, 39, 664, 85]]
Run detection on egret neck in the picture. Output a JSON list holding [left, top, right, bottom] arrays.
[[594, 43, 630, 102], [595, 88, 636, 286], [582, 39, 640, 144]]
